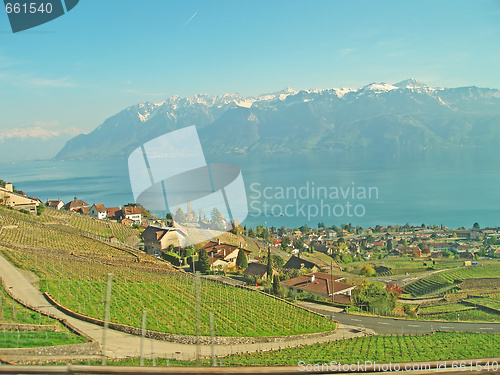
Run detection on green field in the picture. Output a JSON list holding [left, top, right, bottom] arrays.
[[418, 303, 476, 315], [40, 273, 333, 337], [0, 330, 86, 349], [421, 309, 500, 322], [0, 208, 334, 337], [0, 283, 87, 347], [60, 332, 500, 367], [404, 267, 500, 297]]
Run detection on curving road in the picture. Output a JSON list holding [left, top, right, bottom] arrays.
[[0, 253, 369, 362], [296, 301, 500, 335]]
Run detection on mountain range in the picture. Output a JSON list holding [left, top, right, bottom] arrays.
[[55, 79, 500, 160]]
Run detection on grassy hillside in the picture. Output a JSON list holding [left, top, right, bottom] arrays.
[[0, 207, 333, 337]]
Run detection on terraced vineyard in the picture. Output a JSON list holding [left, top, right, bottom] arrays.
[[465, 297, 500, 312], [157, 332, 499, 366], [41, 273, 332, 337], [0, 208, 334, 337], [44, 208, 139, 242], [422, 309, 500, 322], [405, 267, 500, 297], [0, 330, 86, 349], [404, 274, 455, 297], [0, 282, 88, 348], [418, 303, 476, 315], [0, 282, 54, 325]]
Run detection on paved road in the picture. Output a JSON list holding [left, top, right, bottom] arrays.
[[0, 253, 369, 362], [297, 301, 500, 335]]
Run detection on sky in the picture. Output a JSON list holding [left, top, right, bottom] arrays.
[[0, 0, 499, 146]]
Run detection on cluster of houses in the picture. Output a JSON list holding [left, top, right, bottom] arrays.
[[0, 183, 41, 214], [140, 223, 356, 301], [0, 180, 144, 228], [270, 224, 500, 260], [46, 197, 144, 226]]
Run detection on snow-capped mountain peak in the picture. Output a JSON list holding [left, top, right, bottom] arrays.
[[360, 82, 399, 93], [394, 78, 434, 91]]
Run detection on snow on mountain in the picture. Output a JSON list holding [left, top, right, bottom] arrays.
[[55, 79, 500, 160], [359, 82, 399, 93]]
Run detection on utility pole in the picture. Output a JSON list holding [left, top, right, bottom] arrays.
[[140, 310, 147, 366], [331, 260, 334, 304], [195, 271, 201, 366], [101, 274, 112, 366], [210, 311, 216, 367]]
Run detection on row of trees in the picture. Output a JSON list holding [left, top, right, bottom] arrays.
[[173, 207, 227, 231]]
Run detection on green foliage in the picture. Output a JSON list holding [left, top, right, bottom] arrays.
[[281, 236, 290, 250], [352, 281, 395, 314], [360, 264, 377, 277], [198, 249, 211, 273], [272, 275, 280, 295], [36, 204, 45, 216], [386, 239, 393, 250], [210, 208, 226, 230], [213, 332, 500, 366], [236, 248, 248, 270], [293, 237, 305, 251], [0, 331, 87, 349], [174, 207, 186, 224], [266, 247, 273, 277], [272, 254, 284, 269]]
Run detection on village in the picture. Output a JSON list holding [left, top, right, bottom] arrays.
[[2, 178, 500, 312]]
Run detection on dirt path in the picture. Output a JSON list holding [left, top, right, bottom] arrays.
[[0, 253, 370, 362]]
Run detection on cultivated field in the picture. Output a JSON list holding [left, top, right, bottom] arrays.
[[0, 207, 334, 337]]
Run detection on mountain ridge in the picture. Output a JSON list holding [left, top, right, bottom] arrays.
[[55, 80, 500, 160]]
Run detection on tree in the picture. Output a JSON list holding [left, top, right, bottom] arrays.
[[300, 225, 309, 234], [236, 249, 248, 270], [473, 222, 480, 230], [386, 239, 393, 251], [210, 208, 226, 230], [293, 238, 305, 251], [352, 281, 395, 315], [272, 255, 284, 269], [198, 249, 210, 273], [272, 275, 280, 295], [267, 247, 273, 278], [36, 204, 45, 216], [281, 236, 291, 250], [360, 264, 377, 277], [174, 207, 186, 224]]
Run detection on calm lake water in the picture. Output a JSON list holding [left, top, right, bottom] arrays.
[[2, 147, 499, 229]]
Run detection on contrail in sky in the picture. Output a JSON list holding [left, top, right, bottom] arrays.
[[184, 12, 198, 26]]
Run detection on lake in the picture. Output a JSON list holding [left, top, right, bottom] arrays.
[[1, 147, 499, 229]]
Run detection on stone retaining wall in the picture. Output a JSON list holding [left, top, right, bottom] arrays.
[[0, 323, 56, 332], [44, 292, 337, 345], [0, 342, 100, 357]]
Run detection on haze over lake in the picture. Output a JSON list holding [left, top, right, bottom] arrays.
[[2, 146, 499, 229]]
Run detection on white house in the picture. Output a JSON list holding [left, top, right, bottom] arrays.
[[123, 206, 142, 224], [90, 204, 108, 220]]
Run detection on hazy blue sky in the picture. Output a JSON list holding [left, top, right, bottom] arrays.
[[0, 0, 499, 137]]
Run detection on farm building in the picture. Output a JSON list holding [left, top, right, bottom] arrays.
[[0, 183, 40, 214], [281, 272, 356, 303]]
